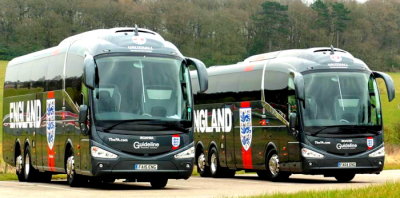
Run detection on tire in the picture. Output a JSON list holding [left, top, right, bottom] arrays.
[[66, 150, 86, 187], [150, 178, 168, 189], [264, 150, 290, 182], [196, 150, 210, 177], [209, 147, 222, 178], [335, 173, 355, 182], [23, 147, 37, 182], [15, 154, 25, 182]]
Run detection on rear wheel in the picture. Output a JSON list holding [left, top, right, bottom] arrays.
[[23, 147, 37, 182], [209, 147, 222, 178], [15, 154, 25, 182], [197, 151, 210, 177], [335, 173, 355, 182], [150, 178, 168, 189]]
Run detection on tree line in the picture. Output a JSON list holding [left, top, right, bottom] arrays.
[[0, 0, 399, 71]]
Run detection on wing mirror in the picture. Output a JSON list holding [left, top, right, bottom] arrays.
[[186, 57, 208, 93], [373, 71, 395, 102]]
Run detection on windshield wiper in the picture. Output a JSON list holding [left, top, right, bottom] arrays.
[[139, 120, 191, 132], [310, 125, 380, 136], [309, 126, 339, 136], [102, 119, 155, 132]]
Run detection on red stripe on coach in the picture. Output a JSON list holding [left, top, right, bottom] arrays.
[[242, 147, 253, 169], [240, 101, 251, 108], [47, 91, 55, 99]]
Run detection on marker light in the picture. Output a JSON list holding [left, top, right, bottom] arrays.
[[369, 147, 385, 158], [174, 147, 195, 159], [91, 146, 118, 159], [301, 148, 324, 159]]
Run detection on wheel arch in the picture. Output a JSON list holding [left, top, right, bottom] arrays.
[[14, 139, 22, 164], [64, 140, 74, 171], [265, 142, 278, 159]]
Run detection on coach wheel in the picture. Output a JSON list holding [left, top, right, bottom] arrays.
[[335, 173, 355, 182], [23, 147, 37, 182], [150, 178, 168, 189], [209, 148, 235, 178], [66, 152, 85, 187], [209, 147, 223, 178], [15, 154, 25, 181], [197, 151, 210, 177], [265, 150, 290, 182]]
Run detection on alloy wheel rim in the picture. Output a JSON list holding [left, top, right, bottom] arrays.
[[24, 153, 30, 177], [268, 154, 279, 176], [197, 153, 206, 172], [210, 153, 217, 174], [16, 155, 23, 174], [67, 156, 74, 180]]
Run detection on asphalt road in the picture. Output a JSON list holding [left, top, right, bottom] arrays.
[[1, 170, 400, 198]]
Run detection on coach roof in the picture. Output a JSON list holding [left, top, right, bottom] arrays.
[[9, 27, 182, 66], [207, 47, 370, 76]]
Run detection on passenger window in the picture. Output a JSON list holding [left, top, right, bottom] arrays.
[[46, 54, 64, 91], [66, 54, 84, 105], [288, 76, 297, 114], [264, 70, 289, 119], [31, 59, 47, 91]]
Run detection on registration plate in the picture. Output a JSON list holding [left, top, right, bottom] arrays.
[[338, 162, 356, 168], [134, 164, 158, 170]]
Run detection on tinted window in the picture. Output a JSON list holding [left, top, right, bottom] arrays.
[[264, 70, 289, 119], [31, 58, 47, 91], [194, 70, 262, 105], [65, 54, 84, 105], [4, 66, 18, 97], [46, 54, 64, 91], [17, 64, 31, 89]]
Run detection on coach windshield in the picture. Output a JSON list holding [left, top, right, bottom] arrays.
[[301, 71, 382, 135], [92, 55, 192, 130]]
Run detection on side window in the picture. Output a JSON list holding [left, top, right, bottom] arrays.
[[18, 64, 31, 90], [46, 54, 64, 91], [288, 76, 297, 114], [368, 77, 381, 125], [65, 54, 84, 105], [4, 66, 18, 97], [31, 59, 47, 92], [238, 70, 262, 101], [264, 70, 289, 119]]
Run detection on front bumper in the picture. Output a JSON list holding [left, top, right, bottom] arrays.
[[89, 141, 194, 180], [301, 145, 384, 175]]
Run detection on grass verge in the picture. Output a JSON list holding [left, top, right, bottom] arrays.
[[246, 182, 400, 198]]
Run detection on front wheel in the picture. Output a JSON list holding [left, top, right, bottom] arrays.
[[335, 173, 355, 182], [150, 178, 168, 189], [264, 150, 290, 181], [66, 152, 86, 187]]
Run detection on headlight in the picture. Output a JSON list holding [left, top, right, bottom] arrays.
[[91, 146, 118, 159], [369, 147, 385, 158], [301, 148, 324, 159], [174, 146, 195, 159]]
